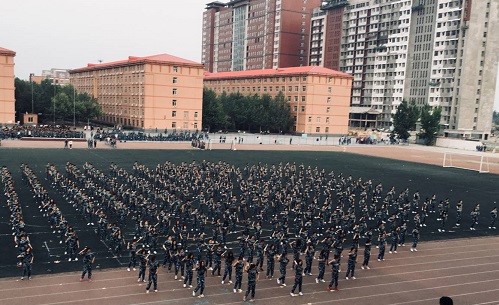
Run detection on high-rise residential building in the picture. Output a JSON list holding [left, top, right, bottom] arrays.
[[31, 68, 70, 86], [70, 54, 204, 131], [204, 66, 353, 135], [405, 0, 499, 140], [202, 0, 321, 73], [310, 0, 498, 139], [0, 47, 16, 125]]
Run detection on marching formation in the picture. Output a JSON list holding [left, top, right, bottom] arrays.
[[1, 160, 497, 302]]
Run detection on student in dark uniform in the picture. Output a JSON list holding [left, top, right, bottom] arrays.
[[455, 200, 463, 227], [265, 244, 276, 279], [137, 248, 148, 282], [328, 254, 341, 291], [193, 260, 207, 298], [410, 228, 420, 252], [79, 246, 95, 282], [290, 258, 304, 296], [145, 255, 159, 293], [377, 233, 386, 261], [277, 252, 290, 286], [233, 255, 244, 293], [221, 250, 234, 284], [183, 252, 194, 288], [21, 247, 34, 280], [127, 238, 138, 272], [243, 263, 259, 302], [315, 249, 327, 283], [345, 246, 358, 280], [361, 239, 372, 270], [489, 207, 497, 229]]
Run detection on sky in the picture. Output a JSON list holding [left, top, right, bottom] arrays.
[[1, 0, 499, 111]]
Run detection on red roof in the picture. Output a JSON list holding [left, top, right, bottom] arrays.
[[204, 66, 353, 80], [0, 47, 16, 56], [70, 53, 203, 73]]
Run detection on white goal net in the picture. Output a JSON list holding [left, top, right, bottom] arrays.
[[442, 152, 490, 173]]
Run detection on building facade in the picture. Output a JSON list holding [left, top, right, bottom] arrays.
[[31, 68, 70, 86], [405, 0, 499, 140], [0, 47, 16, 125], [310, 0, 498, 139], [204, 66, 353, 135], [70, 54, 204, 131], [202, 0, 321, 73]]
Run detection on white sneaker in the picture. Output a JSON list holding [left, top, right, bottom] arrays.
[[321, 279, 325, 282], [146, 290, 149, 293], [346, 277, 349, 280], [352, 276, 356, 280], [290, 293, 296, 297], [68, 258, 72, 262], [361, 266, 365, 270], [127, 268, 130, 272], [198, 294, 204, 298], [394, 251, 397, 253], [234, 289, 237, 293], [154, 289, 157, 292], [175, 275, 178, 280], [133, 268, 136, 271], [389, 251, 392, 254], [238, 289, 243, 293], [192, 291, 196, 297], [282, 283, 286, 287], [183, 284, 186, 288], [299, 292, 303, 296], [315, 278, 319, 283], [229, 280, 233, 283], [277, 279, 280, 284], [414, 249, 418, 252], [75, 258, 78, 261], [366, 266, 370, 270], [221, 280, 224, 284], [410, 248, 414, 252]]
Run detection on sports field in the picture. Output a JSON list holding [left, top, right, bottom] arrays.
[[1, 146, 498, 305]]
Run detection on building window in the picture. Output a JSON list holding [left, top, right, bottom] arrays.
[[294, 96, 298, 102], [316, 127, 321, 133], [194, 123, 198, 129], [316, 117, 321, 123], [302, 86, 306, 92], [326, 107, 330, 113], [173, 77, 178, 84], [173, 66, 178, 73], [328, 87, 332, 93], [172, 122, 177, 128], [326, 117, 330, 123], [308, 116, 312, 122], [293, 106, 298, 112], [184, 111, 189, 119], [173, 88, 177, 95], [288, 86, 292, 92], [301, 106, 305, 112], [295, 86, 299, 91], [194, 111, 198, 118], [302, 96, 306, 102], [325, 127, 329, 133], [172, 100, 177, 107], [172, 111, 177, 117], [183, 122, 188, 129], [327, 97, 331, 103]]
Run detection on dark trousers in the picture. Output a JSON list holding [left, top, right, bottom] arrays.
[[146, 273, 157, 290], [81, 264, 92, 279], [245, 281, 256, 299], [291, 276, 302, 293]]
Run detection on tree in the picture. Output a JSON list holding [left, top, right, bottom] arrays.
[[418, 105, 442, 146], [493, 111, 499, 125], [392, 100, 419, 141]]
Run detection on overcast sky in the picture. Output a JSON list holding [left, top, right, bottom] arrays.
[[1, 0, 498, 110]]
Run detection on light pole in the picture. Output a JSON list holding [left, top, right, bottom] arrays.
[[73, 85, 76, 128], [29, 73, 34, 114]]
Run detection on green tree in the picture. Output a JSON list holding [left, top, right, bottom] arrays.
[[418, 105, 442, 146], [493, 111, 499, 125], [392, 100, 419, 141]]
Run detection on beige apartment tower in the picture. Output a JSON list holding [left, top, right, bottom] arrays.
[[204, 66, 353, 135], [0, 47, 16, 125], [70, 54, 204, 131]]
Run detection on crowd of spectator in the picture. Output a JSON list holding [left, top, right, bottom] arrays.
[[92, 129, 209, 142], [0, 125, 84, 140]]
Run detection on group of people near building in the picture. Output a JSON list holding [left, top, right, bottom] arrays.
[[2, 160, 497, 301], [92, 129, 208, 143], [0, 125, 84, 140]]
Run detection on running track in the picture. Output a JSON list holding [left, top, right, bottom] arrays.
[[1, 236, 498, 305]]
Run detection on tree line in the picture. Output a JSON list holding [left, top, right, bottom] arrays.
[[392, 100, 442, 146], [14, 78, 102, 124], [202, 88, 293, 133]]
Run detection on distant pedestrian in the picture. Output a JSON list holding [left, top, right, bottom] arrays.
[[79, 246, 95, 281], [193, 260, 207, 298], [146, 255, 159, 293], [243, 263, 259, 302]]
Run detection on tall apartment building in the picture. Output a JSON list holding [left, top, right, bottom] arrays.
[[310, 0, 498, 138], [204, 66, 353, 135], [0, 47, 16, 125], [405, 0, 499, 140], [31, 68, 70, 86], [202, 0, 321, 73], [69, 54, 204, 131]]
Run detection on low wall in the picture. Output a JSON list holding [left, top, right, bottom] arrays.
[[436, 137, 482, 151]]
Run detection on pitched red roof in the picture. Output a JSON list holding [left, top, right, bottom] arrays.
[[204, 66, 353, 80], [0, 47, 16, 56], [70, 53, 203, 73]]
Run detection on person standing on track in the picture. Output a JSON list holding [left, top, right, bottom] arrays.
[[221, 250, 234, 284], [243, 262, 259, 302], [345, 246, 357, 280], [410, 227, 420, 252], [488, 207, 497, 229], [290, 258, 304, 297], [277, 252, 290, 286], [79, 246, 95, 282], [21, 247, 34, 280], [377, 232, 386, 261], [233, 255, 244, 293], [316, 249, 327, 283], [193, 260, 207, 298], [145, 254, 159, 293], [183, 252, 194, 288], [328, 254, 340, 291], [361, 238, 372, 270]]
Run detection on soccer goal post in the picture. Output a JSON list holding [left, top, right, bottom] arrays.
[[442, 152, 490, 173]]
